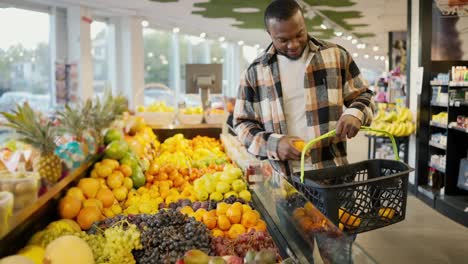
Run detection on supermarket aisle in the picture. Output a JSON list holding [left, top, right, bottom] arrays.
[[356, 195, 468, 264]]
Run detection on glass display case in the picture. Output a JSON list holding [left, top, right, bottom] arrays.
[[251, 174, 376, 263]]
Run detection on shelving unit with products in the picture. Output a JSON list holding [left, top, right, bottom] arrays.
[[416, 76, 468, 226]]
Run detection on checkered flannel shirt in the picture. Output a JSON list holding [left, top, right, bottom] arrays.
[[233, 36, 375, 176]]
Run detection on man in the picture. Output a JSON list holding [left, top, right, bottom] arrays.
[[234, 0, 374, 176], [233, 1, 374, 262]]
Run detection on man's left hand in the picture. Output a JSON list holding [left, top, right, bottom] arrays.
[[336, 115, 362, 139]]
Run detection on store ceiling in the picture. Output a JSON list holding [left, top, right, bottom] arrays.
[[19, 0, 408, 71]]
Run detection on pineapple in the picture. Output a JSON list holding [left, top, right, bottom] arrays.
[[57, 101, 93, 155], [87, 89, 128, 147], [1, 103, 62, 183]]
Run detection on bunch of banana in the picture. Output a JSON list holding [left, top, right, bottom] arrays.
[[368, 106, 416, 137]]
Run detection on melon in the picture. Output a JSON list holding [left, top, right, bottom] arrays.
[[44, 235, 94, 264], [18, 245, 45, 264], [0, 255, 34, 264]]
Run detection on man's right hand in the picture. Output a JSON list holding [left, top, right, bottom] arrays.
[[277, 136, 302, 161]]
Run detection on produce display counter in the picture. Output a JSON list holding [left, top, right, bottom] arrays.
[[150, 123, 223, 141]]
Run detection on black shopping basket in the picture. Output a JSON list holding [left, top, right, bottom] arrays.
[[290, 126, 413, 234]]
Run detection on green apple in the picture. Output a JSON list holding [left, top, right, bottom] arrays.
[[224, 191, 238, 199], [196, 190, 209, 201], [210, 192, 224, 202], [232, 179, 246, 192], [220, 173, 236, 184], [204, 180, 216, 194], [239, 190, 252, 202], [216, 182, 231, 194]]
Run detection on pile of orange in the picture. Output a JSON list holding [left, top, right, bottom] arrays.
[[144, 163, 193, 190], [179, 202, 266, 239], [292, 202, 339, 234], [58, 159, 131, 230], [90, 159, 134, 203]]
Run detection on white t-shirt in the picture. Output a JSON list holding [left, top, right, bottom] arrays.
[[277, 48, 315, 173]]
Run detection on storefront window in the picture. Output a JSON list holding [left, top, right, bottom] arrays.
[[91, 20, 109, 98], [0, 8, 51, 113], [144, 28, 171, 87]]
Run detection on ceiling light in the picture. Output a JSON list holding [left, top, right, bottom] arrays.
[[146, 66, 151, 70], [212, 57, 218, 62], [8, 57, 13, 62], [347, 36, 353, 41], [373, 46, 379, 52], [334, 31, 343, 37], [380, 56, 385, 61], [200, 32, 206, 38], [19, 52, 24, 57], [218, 36, 225, 42], [361, 43, 367, 49], [220, 58, 225, 63], [352, 39, 357, 44], [159, 55, 166, 60], [141, 20, 149, 27], [238, 40, 244, 46], [147, 52, 154, 58], [254, 44, 260, 49], [233, 7, 261, 13], [31, 57, 35, 62], [364, 54, 369, 59], [320, 24, 327, 30], [374, 55, 379, 60], [172, 27, 180, 33], [353, 53, 358, 58], [162, 60, 168, 65]]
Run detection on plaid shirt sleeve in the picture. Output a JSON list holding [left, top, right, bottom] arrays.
[[341, 50, 375, 126], [233, 70, 284, 161]]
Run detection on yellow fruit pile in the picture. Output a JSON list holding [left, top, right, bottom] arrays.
[[90, 159, 134, 203], [58, 159, 133, 229], [194, 165, 251, 202], [180, 202, 266, 239], [369, 105, 416, 137]]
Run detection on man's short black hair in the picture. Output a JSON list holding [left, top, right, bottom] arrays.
[[264, 0, 303, 29]]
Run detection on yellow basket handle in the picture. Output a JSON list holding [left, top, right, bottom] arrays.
[[300, 126, 399, 183]]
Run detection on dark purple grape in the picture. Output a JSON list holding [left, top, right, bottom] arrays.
[[200, 201, 208, 209], [192, 201, 201, 211]]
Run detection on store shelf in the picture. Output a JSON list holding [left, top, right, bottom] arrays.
[[449, 81, 468, 87], [449, 101, 468, 107], [430, 80, 449, 86], [448, 123, 468, 134], [429, 141, 447, 150], [417, 186, 436, 207], [430, 101, 448, 107], [429, 163, 446, 174], [429, 121, 448, 129], [435, 195, 468, 227]]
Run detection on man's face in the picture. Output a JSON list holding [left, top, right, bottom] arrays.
[[266, 10, 308, 60]]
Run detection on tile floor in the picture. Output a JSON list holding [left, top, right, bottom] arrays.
[[355, 195, 468, 264]]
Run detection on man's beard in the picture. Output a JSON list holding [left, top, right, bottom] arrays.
[[276, 46, 305, 60]]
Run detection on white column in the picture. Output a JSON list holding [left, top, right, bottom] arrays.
[[67, 6, 93, 101], [170, 32, 181, 104], [113, 17, 144, 109], [49, 7, 57, 107], [408, 0, 420, 185], [202, 40, 211, 64], [106, 21, 117, 94], [187, 41, 193, 64]]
